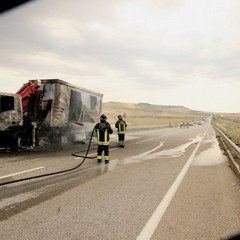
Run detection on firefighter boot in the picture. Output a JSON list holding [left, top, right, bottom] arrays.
[[97, 156, 102, 163], [105, 156, 109, 164]]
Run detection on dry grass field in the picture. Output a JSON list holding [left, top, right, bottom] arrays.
[[213, 113, 240, 145], [102, 102, 210, 126], [103, 101, 240, 145]]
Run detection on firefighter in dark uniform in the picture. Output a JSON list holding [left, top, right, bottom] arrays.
[[115, 115, 127, 148], [94, 114, 113, 164]]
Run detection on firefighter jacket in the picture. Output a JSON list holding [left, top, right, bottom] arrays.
[[94, 120, 113, 145], [115, 120, 127, 134]]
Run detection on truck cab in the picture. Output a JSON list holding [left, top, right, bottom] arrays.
[[0, 92, 24, 150]]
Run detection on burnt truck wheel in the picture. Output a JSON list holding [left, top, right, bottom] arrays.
[[11, 134, 23, 151]]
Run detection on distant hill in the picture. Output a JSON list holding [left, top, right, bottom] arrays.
[[102, 101, 210, 125]]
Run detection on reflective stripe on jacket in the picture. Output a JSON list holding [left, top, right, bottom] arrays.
[[115, 120, 127, 134], [94, 121, 113, 145], [96, 128, 110, 145]]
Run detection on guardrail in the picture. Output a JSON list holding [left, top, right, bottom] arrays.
[[212, 123, 240, 177]]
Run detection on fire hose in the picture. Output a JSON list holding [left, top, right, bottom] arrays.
[[0, 127, 118, 186]]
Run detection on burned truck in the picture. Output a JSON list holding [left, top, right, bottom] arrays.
[[0, 79, 103, 150]]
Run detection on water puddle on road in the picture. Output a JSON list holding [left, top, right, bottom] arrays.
[[0, 183, 57, 210], [0, 190, 43, 210], [192, 136, 227, 166], [109, 134, 204, 168], [96, 134, 226, 173]]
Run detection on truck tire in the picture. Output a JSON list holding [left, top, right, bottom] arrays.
[[11, 134, 23, 151]]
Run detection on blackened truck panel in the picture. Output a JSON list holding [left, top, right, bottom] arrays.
[[33, 79, 103, 144], [38, 79, 103, 127]]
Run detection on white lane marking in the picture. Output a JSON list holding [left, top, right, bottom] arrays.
[[135, 129, 189, 144], [136, 138, 156, 144], [159, 131, 188, 138], [137, 124, 210, 240], [0, 167, 45, 179]]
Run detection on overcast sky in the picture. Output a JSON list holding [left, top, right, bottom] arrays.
[[0, 0, 239, 113]]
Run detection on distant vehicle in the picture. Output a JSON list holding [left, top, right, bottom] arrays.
[[0, 79, 103, 150]]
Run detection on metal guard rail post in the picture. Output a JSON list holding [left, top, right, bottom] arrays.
[[212, 122, 240, 177]]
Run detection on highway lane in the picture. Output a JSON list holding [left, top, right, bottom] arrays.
[[0, 122, 240, 239]]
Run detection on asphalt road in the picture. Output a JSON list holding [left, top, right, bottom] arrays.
[[0, 122, 240, 240]]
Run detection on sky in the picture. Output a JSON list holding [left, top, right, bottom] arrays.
[[0, 0, 239, 113]]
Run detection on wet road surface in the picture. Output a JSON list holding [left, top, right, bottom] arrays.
[[0, 122, 240, 239]]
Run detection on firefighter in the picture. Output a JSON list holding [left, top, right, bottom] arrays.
[[115, 115, 127, 148], [94, 114, 113, 164]]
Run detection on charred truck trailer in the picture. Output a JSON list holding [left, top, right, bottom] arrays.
[[0, 79, 103, 150]]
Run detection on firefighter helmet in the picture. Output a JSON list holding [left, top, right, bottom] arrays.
[[118, 115, 122, 120], [100, 114, 107, 120]]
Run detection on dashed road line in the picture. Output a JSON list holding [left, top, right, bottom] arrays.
[[0, 166, 45, 179], [136, 138, 156, 144], [137, 124, 210, 240]]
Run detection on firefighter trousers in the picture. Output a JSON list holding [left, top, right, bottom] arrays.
[[97, 145, 109, 161], [118, 133, 125, 147]]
